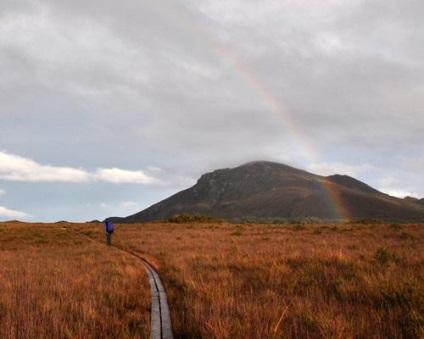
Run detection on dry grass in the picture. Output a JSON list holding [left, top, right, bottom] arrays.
[[109, 221, 424, 339], [1, 221, 423, 338], [0, 222, 151, 338]]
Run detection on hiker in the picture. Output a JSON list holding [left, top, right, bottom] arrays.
[[105, 221, 114, 246]]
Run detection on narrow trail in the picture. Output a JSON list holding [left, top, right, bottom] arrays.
[[74, 230, 174, 339], [120, 248, 174, 339]]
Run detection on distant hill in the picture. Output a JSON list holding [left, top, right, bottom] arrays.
[[107, 161, 424, 223]]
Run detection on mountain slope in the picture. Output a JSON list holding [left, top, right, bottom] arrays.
[[110, 161, 424, 222]]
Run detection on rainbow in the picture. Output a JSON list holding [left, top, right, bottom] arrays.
[[151, 0, 349, 220], [317, 177, 350, 220]]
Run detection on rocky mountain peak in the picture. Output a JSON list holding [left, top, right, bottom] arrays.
[[108, 161, 424, 223]]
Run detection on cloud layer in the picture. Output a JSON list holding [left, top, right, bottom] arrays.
[[0, 0, 423, 221], [0, 151, 159, 184], [0, 206, 30, 220]]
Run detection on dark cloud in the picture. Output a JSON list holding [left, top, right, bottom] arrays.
[[0, 0, 423, 220]]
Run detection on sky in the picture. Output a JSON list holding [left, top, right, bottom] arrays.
[[0, 0, 423, 222]]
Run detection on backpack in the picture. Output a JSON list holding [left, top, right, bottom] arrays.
[[105, 221, 114, 234]]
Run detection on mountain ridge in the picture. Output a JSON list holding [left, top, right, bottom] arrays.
[[107, 161, 424, 223]]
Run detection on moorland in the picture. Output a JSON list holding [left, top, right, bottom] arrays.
[[1, 220, 423, 338]]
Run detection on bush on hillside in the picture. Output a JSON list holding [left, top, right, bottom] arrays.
[[167, 214, 223, 224]]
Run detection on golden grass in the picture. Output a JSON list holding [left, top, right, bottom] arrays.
[[1, 221, 423, 338], [108, 221, 424, 339], [0, 222, 150, 338]]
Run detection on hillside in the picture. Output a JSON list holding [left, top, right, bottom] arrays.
[[109, 161, 424, 222]]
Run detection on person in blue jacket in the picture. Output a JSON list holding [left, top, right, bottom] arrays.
[[105, 221, 114, 246]]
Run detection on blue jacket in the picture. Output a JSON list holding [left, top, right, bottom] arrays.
[[105, 221, 114, 234]]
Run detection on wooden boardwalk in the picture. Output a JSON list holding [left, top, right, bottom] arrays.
[[142, 259, 174, 339], [112, 248, 174, 339], [75, 230, 174, 338]]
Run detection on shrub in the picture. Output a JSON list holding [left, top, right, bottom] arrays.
[[374, 247, 397, 265], [167, 214, 223, 224]]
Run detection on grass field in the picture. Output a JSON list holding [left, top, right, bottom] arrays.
[[0, 222, 151, 338], [1, 221, 423, 338]]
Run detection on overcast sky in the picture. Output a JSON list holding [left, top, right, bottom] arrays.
[[1, 0, 423, 222]]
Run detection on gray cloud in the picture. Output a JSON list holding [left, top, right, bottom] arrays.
[[1, 0, 423, 220]]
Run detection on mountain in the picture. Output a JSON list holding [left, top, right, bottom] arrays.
[[108, 161, 424, 223]]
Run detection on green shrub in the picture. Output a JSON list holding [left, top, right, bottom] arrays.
[[167, 214, 223, 224], [374, 247, 397, 265]]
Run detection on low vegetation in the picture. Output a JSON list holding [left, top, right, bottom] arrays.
[[1, 221, 423, 338], [0, 222, 150, 338], [167, 214, 223, 224], [110, 221, 424, 338]]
